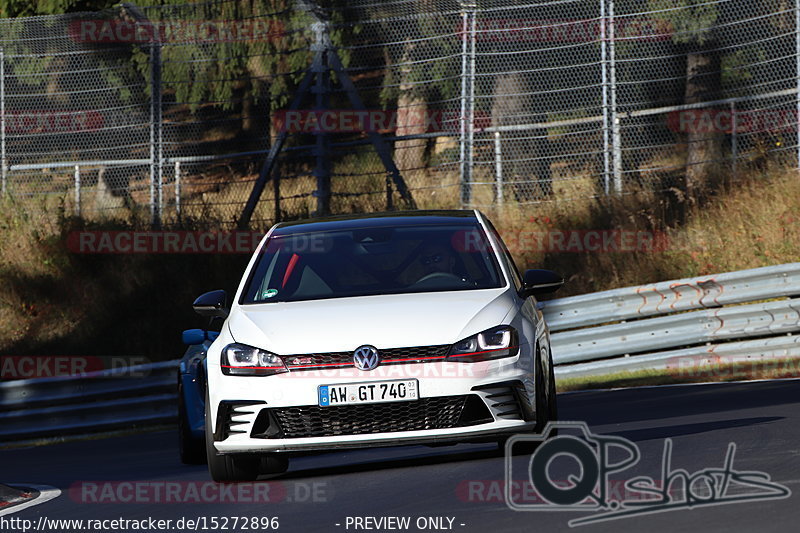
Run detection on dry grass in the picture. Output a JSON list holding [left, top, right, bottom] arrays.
[[558, 357, 800, 392], [0, 159, 799, 357]]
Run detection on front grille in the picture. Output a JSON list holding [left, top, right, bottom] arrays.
[[266, 394, 491, 439], [280, 345, 450, 371]]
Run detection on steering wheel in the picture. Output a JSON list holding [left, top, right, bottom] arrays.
[[415, 271, 465, 285]]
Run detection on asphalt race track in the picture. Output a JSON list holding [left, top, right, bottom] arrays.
[[3, 380, 800, 532]]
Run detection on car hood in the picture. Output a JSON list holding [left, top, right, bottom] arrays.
[[226, 288, 515, 354]]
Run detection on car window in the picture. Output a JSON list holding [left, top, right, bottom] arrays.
[[483, 217, 523, 290], [241, 224, 505, 304]]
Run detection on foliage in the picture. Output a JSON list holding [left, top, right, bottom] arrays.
[[648, 0, 719, 45]]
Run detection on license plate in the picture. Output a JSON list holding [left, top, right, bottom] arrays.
[[318, 380, 419, 407]]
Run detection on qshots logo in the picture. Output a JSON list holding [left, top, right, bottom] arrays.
[[504, 422, 790, 527]]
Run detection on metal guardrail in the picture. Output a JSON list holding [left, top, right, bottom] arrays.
[[0, 361, 178, 442], [554, 335, 800, 379], [1, 264, 799, 441], [544, 263, 800, 379], [543, 263, 800, 332]]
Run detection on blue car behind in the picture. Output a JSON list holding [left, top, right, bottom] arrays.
[[178, 328, 218, 464]]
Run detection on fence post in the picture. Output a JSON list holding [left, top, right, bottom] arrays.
[[608, 0, 623, 194], [459, 1, 477, 207], [74, 165, 81, 217], [730, 102, 738, 178], [311, 21, 331, 217], [124, 1, 163, 228], [600, 0, 611, 195], [796, 0, 800, 170], [1, 47, 6, 197], [494, 131, 503, 204], [174, 161, 181, 219], [386, 172, 393, 210], [151, 38, 163, 227]]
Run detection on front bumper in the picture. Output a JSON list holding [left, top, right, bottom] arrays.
[[208, 357, 538, 454]]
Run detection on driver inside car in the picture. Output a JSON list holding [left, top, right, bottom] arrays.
[[415, 242, 468, 285]]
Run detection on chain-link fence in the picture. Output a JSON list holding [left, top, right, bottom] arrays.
[[0, 0, 797, 228]]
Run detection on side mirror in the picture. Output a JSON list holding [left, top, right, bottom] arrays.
[[182, 329, 221, 345], [182, 328, 206, 345], [520, 269, 564, 298], [192, 290, 229, 318]]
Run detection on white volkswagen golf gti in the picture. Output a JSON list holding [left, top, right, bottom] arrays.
[[195, 210, 563, 481]]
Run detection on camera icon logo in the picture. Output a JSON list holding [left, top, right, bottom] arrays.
[[504, 421, 640, 512]]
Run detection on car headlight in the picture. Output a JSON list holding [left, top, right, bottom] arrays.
[[221, 343, 288, 376], [447, 325, 519, 362]]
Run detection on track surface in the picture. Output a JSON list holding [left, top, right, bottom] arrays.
[[3, 380, 800, 532]]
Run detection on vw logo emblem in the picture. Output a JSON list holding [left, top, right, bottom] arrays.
[[353, 345, 380, 371]]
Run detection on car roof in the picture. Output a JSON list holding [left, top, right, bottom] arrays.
[[271, 210, 480, 236]]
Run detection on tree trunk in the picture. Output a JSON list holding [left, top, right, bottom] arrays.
[[394, 42, 427, 173], [241, 85, 254, 133], [684, 47, 723, 198], [491, 71, 550, 201]]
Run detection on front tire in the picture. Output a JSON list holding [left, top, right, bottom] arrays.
[[204, 391, 289, 481], [205, 393, 260, 482], [498, 346, 556, 455], [178, 381, 206, 465]]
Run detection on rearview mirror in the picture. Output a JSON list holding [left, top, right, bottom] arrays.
[[192, 290, 229, 318], [520, 269, 564, 298]]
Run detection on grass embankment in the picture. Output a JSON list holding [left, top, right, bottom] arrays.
[[557, 357, 800, 392], [0, 166, 798, 369]]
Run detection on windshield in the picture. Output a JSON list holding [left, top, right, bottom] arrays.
[[241, 224, 505, 304]]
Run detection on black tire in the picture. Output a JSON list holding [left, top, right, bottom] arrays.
[[205, 392, 260, 482], [498, 347, 556, 455], [178, 381, 206, 465], [546, 352, 558, 429], [533, 353, 549, 434]]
